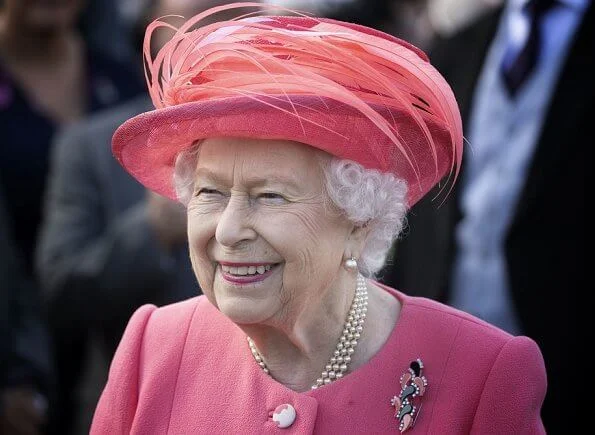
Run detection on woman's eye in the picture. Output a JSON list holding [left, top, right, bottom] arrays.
[[258, 192, 287, 204], [195, 188, 222, 197]]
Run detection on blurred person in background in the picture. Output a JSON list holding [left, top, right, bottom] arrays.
[[79, 0, 149, 63], [36, 1, 260, 433], [0, 0, 144, 433], [427, 0, 504, 38], [382, 0, 592, 432], [1, 188, 50, 435], [325, 0, 435, 51], [324, 0, 505, 55], [78, 0, 133, 62]]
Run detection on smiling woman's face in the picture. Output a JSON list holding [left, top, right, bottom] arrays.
[[187, 137, 355, 326]]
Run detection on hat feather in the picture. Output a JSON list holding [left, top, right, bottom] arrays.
[[142, 2, 463, 199]]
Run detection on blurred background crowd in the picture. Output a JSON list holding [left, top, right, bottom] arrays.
[[1, 0, 589, 434]]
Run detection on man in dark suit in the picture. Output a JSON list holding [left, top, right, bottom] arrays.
[[382, 1, 591, 432]]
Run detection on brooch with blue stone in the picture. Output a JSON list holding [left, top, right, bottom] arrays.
[[390, 358, 427, 432]]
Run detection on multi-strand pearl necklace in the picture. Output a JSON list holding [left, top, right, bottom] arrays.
[[247, 274, 369, 390]]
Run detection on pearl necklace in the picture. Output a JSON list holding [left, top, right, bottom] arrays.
[[247, 274, 369, 390]]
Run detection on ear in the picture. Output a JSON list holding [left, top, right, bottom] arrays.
[[344, 222, 370, 261]]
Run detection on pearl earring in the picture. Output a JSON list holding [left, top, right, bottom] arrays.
[[344, 257, 358, 270]]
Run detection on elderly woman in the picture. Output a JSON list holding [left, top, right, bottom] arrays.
[[91, 3, 546, 434]]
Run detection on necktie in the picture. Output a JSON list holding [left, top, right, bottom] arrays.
[[501, 0, 560, 97]]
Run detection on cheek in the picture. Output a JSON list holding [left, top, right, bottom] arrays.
[[264, 209, 318, 253], [187, 201, 220, 246], [187, 206, 218, 290], [263, 206, 346, 272]]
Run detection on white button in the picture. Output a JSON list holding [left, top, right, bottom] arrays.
[[272, 403, 296, 428]]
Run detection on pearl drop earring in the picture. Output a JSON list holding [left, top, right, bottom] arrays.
[[344, 256, 358, 270]]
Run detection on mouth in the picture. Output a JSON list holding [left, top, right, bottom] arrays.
[[218, 262, 280, 284]]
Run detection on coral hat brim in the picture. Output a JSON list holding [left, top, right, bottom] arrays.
[[113, 94, 453, 207]]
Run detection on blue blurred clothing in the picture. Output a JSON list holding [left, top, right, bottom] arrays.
[[449, 0, 589, 334], [0, 49, 143, 279]]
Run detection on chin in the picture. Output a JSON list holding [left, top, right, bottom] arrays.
[[210, 264, 284, 324], [216, 298, 275, 326]]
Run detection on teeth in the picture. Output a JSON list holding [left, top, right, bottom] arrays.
[[221, 264, 274, 276]]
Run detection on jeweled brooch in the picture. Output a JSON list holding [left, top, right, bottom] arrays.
[[390, 358, 428, 432]]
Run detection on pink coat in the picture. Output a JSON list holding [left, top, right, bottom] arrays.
[[91, 286, 546, 434]]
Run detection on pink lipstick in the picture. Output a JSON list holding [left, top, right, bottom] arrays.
[[219, 262, 278, 285]]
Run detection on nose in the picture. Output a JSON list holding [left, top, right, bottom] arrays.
[[215, 194, 257, 247]]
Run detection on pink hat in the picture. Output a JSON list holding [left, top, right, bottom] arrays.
[[113, 2, 463, 207]]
